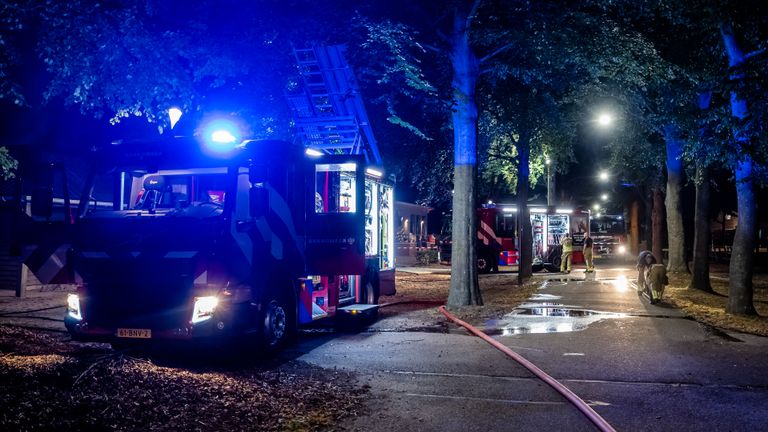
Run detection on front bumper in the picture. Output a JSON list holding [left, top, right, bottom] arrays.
[[64, 298, 253, 344], [65, 315, 233, 343]]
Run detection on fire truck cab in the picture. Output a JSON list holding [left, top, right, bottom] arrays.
[[64, 137, 395, 350]]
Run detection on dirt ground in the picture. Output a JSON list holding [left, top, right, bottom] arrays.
[[663, 264, 768, 337], [0, 324, 368, 431], [382, 271, 539, 326]]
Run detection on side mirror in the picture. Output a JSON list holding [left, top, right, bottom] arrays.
[[249, 187, 269, 218], [31, 187, 53, 219]]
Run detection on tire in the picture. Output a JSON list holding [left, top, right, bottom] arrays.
[[363, 280, 380, 305], [477, 255, 492, 274], [551, 255, 562, 272], [260, 296, 294, 351]]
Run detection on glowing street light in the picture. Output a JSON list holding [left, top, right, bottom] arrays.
[[599, 171, 609, 181], [593, 203, 600, 211], [601, 193, 609, 201], [597, 112, 613, 127], [168, 107, 182, 130]]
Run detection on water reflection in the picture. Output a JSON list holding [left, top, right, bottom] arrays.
[[489, 306, 627, 335], [610, 275, 629, 292]]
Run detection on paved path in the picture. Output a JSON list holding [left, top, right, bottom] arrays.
[[289, 266, 768, 432]]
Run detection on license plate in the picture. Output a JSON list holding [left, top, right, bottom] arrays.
[[116, 328, 152, 339]]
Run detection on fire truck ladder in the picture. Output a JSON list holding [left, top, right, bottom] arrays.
[[287, 45, 382, 165]]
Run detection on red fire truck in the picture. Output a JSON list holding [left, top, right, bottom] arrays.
[[440, 205, 590, 273], [59, 134, 395, 350]]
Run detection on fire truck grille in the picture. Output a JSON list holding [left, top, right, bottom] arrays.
[[80, 259, 196, 329]]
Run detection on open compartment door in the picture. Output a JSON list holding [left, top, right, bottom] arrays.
[[305, 156, 365, 275]]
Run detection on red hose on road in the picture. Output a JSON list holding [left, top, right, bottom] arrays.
[[439, 306, 617, 432]]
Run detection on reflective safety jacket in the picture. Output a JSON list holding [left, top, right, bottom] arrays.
[[561, 236, 573, 253]]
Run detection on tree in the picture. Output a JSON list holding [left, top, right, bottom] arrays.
[[0, 146, 18, 180], [720, 23, 760, 315]]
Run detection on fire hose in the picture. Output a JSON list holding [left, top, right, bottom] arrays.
[[439, 306, 617, 432]]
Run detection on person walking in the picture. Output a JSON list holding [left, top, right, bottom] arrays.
[[583, 232, 594, 272], [560, 233, 573, 273]]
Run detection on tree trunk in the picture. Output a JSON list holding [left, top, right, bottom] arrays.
[[447, 8, 482, 308], [690, 91, 713, 292], [722, 23, 756, 315], [663, 125, 688, 274], [629, 200, 640, 256], [652, 186, 664, 264], [689, 163, 713, 292], [517, 132, 532, 283]]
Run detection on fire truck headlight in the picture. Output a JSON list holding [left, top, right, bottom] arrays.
[[618, 245, 627, 254], [191, 296, 219, 324], [67, 294, 83, 321]]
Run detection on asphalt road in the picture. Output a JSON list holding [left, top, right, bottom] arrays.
[[286, 265, 768, 432]]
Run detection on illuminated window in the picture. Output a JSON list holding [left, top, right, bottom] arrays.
[[314, 163, 356, 213]]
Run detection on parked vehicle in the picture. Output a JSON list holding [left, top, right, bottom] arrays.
[[439, 205, 590, 273], [590, 214, 627, 258], [61, 134, 395, 350]]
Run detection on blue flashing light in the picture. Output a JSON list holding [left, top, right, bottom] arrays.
[[211, 130, 237, 144], [200, 118, 242, 155]]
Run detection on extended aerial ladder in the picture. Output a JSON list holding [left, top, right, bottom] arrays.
[[287, 45, 382, 165]]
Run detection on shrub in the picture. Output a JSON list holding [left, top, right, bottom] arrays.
[[416, 249, 439, 266]]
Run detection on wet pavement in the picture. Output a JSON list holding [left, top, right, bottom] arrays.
[[291, 265, 768, 432]]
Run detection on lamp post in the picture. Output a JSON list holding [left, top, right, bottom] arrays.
[[546, 158, 555, 208]]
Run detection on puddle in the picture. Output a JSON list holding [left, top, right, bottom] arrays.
[[512, 307, 624, 318], [530, 293, 562, 301], [485, 304, 628, 335]]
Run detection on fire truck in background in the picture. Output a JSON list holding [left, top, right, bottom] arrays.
[[440, 204, 590, 273], [58, 133, 395, 350], [590, 214, 627, 257], [530, 207, 590, 272]]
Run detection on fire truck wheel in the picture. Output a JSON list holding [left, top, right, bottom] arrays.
[[261, 298, 293, 350], [477, 256, 492, 274], [364, 281, 380, 305], [545, 255, 562, 273]]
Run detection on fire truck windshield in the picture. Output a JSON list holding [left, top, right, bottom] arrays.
[[80, 167, 230, 217], [131, 171, 228, 210]]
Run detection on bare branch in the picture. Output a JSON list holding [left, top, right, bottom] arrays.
[[745, 47, 766, 61], [466, 0, 483, 30], [488, 150, 518, 163], [421, 43, 443, 54], [435, 29, 450, 45], [479, 41, 517, 64]]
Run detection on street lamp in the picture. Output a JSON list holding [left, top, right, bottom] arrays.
[[168, 107, 182, 130], [597, 112, 613, 128], [545, 158, 555, 207], [601, 193, 609, 201], [599, 170, 609, 181]]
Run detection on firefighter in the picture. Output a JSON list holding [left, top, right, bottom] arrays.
[[647, 263, 668, 304], [636, 250, 657, 296], [583, 232, 594, 273], [560, 233, 573, 273]]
